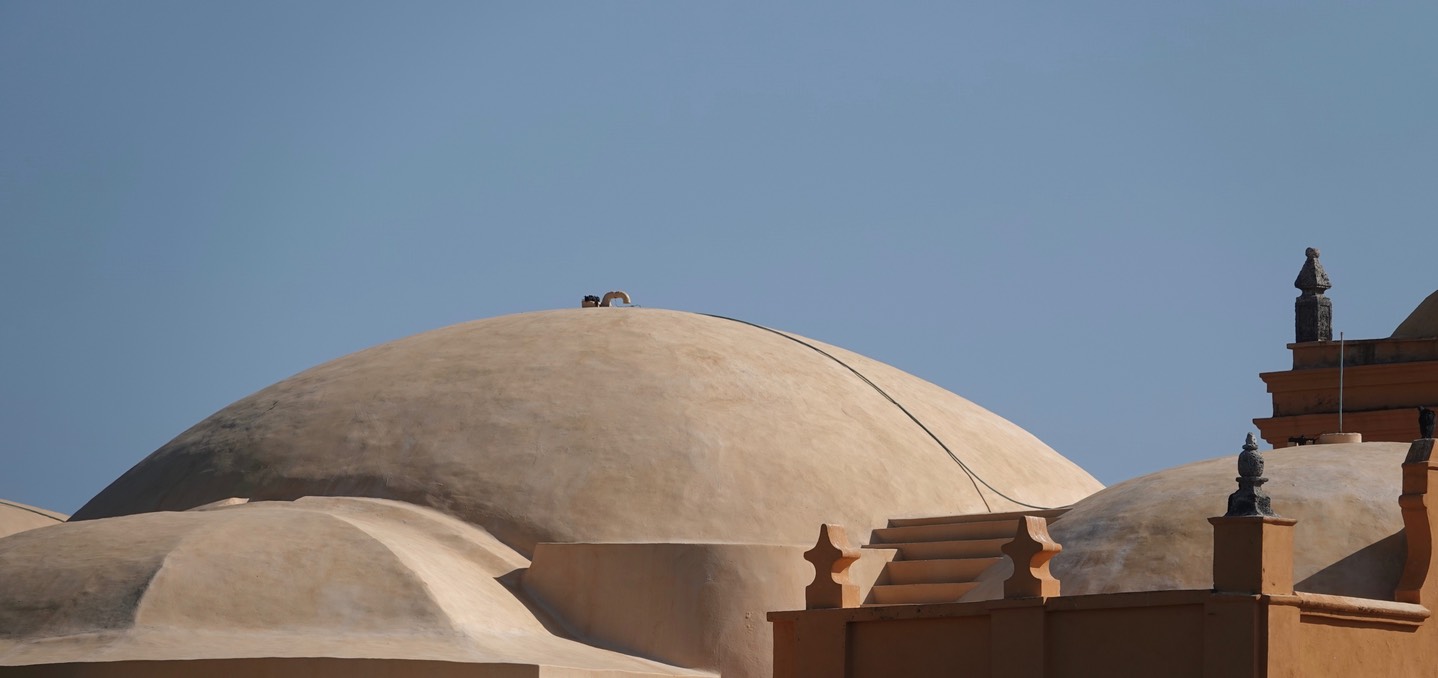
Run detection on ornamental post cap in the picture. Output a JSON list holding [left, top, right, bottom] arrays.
[[1226, 432, 1277, 518], [1295, 247, 1331, 294]]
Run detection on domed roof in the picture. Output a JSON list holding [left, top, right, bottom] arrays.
[[0, 499, 65, 539], [0, 496, 703, 675], [73, 308, 1100, 554], [1034, 442, 1405, 599], [1392, 290, 1438, 339]]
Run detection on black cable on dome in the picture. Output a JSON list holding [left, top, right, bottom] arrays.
[[0, 499, 65, 522], [699, 313, 1063, 512]]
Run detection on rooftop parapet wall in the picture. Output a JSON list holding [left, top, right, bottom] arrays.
[[772, 588, 1435, 678], [770, 440, 1438, 678]]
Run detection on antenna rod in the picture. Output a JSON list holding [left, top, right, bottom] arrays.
[[1338, 331, 1345, 432]]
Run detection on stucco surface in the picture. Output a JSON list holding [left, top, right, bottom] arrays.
[[73, 308, 1100, 555], [1392, 290, 1438, 339], [962, 442, 1409, 601], [0, 499, 65, 539], [0, 496, 706, 676], [522, 542, 892, 678]]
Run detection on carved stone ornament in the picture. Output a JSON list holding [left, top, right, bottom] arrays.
[[1001, 515, 1063, 599], [1225, 433, 1277, 518], [803, 523, 861, 609], [1294, 247, 1333, 343]]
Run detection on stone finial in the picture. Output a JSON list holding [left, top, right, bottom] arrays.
[[1294, 247, 1333, 342], [803, 523, 861, 609], [581, 295, 602, 308], [1001, 515, 1062, 599], [1294, 247, 1331, 293], [1225, 433, 1277, 517]]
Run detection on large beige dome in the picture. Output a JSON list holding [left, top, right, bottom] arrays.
[[74, 308, 1100, 554]]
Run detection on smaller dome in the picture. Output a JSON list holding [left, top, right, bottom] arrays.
[[960, 442, 1408, 602], [0, 500, 65, 540], [0, 497, 701, 676], [1392, 290, 1438, 339]]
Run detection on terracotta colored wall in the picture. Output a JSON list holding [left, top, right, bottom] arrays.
[[1257, 337, 1438, 447], [848, 617, 990, 677], [1262, 362, 1438, 417], [1289, 338, 1438, 370], [772, 592, 1438, 678], [771, 594, 1214, 678], [1257, 408, 1420, 448], [1294, 614, 1434, 677], [1045, 605, 1204, 678]]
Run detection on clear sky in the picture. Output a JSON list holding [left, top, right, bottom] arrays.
[[2, 2, 1435, 514]]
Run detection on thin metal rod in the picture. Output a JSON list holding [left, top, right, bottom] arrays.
[[1338, 331, 1345, 432]]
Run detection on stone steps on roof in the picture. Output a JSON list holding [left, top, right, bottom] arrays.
[[862, 538, 1010, 561], [885, 507, 1068, 528], [860, 507, 1068, 606], [882, 557, 1003, 585], [870, 519, 1021, 544], [868, 582, 979, 605]]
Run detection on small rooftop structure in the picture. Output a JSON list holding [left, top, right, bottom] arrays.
[[581, 290, 632, 307], [1258, 249, 1438, 446]]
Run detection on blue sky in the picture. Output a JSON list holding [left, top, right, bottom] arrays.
[[2, 2, 1436, 514]]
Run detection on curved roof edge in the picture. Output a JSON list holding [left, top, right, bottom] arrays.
[[1392, 290, 1438, 339]]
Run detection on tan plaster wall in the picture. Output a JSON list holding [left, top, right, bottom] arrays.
[[73, 309, 1100, 556], [521, 542, 892, 678]]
